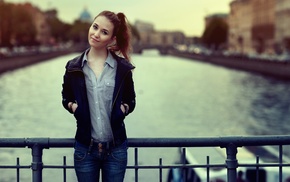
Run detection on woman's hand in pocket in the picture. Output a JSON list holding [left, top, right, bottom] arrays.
[[72, 103, 78, 113]]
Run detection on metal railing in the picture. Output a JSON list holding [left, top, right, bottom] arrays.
[[1, 136, 290, 182]]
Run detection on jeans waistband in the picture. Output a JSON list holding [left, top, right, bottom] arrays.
[[89, 139, 114, 153]]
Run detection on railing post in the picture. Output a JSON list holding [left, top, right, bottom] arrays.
[[225, 143, 238, 182], [31, 143, 44, 182], [27, 138, 49, 182]]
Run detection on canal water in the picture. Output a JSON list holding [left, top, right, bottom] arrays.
[[0, 50, 290, 181]]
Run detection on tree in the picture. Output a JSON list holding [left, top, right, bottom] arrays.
[[11, 4, 37, 46], [47, 16, 71, 43], [0, 2, 13, 47], [0, 2, 37, 47], [68, 20, 90, 43], [201, 17, 228, 50]]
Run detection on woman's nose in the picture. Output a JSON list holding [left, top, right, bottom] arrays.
[[93, 30, 100, 37]]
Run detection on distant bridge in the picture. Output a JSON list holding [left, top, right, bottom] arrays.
[[132, 43, 174, 55]]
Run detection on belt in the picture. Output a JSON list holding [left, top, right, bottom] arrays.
[[89, 139, 114, 153]]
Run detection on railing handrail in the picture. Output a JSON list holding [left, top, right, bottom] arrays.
[[1, 136, 290, 182], [1, 135, 290, 148]]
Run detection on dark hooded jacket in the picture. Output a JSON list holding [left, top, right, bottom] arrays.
[[62, 51, 136, 146]]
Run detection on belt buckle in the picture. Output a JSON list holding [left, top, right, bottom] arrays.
[[98, 143, 103, 152]]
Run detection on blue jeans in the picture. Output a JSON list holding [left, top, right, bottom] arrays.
[[74, 140, 128, 182]]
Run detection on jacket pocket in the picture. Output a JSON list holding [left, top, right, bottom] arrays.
[[113, 105, 125, 122], [73, 106, 81, 120]]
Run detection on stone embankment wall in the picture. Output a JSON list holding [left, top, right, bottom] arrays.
[[0, 45, 87, 74], [170, 51, 290, 79], [0, 51, 69, 74]]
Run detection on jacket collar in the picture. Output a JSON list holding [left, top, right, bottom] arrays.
[[66, 50, 135, 72]]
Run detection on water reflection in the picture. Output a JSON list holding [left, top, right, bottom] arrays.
[[232, 73, 290, 135]]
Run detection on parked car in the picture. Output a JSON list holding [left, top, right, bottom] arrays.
[[0, 47, 11, 58]]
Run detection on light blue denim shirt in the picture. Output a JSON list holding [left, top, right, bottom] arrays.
[[82, 50, 117, 142]]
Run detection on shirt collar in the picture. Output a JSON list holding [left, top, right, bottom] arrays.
[[82, 49, 116, 68], [106, 51, 116, 68], [81, 49, 89, 68]]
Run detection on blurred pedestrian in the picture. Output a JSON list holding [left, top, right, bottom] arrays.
[[61, 10, 136, 182], [237, 170, 246, 182]]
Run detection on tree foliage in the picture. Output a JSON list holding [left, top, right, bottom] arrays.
[[0, 2, 13, 46], [47, 17, 72, 42], [11, 4, 37, 45], [0, 2, 36, 46], [68, 20, 90, 43], [201, 17, 228, 50]]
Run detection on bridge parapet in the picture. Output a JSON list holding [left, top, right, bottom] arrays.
[[132, 43, 174, 55]]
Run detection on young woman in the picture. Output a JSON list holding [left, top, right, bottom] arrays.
[[61, 10, 136, 182]]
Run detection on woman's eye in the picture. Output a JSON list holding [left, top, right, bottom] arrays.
[[102, 31, 108, 35], [93, 25, 98, 29]]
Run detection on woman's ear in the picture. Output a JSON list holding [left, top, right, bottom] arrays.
[[107, 36, 117, 50], [111, 36, 116, 44]]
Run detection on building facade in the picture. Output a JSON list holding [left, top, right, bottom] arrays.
[[228, 0, 290, 55], [251, 0, 275, 54], [275, 0, 290, 53], [228, 0, 252, 54], [134, 20, 155, 45], [134, 20, 186, 47]]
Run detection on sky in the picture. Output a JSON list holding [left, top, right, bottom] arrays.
[[6, 0, 233, 37]]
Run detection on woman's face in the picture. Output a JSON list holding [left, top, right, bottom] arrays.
[[88, 15, 115, 50]]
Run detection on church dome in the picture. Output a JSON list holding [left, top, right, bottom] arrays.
[[79, 8, 92, 23]]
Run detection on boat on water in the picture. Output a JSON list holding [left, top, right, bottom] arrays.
[[167, 146, 290, 182]]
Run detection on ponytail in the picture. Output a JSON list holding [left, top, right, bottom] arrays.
[[116, 13, 131, 61]]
